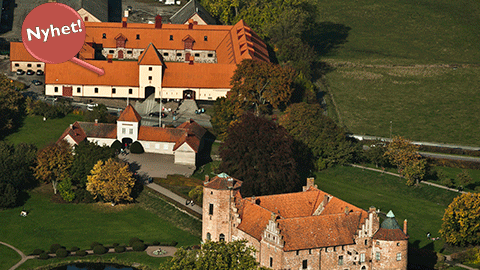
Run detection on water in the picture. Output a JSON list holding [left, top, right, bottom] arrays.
[[50, 263, 140, 270]]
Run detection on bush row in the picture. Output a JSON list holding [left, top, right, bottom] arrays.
[[419, 145, 480, 157], [427, 158, 480, 170]]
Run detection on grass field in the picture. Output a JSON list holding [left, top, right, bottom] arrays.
[[314, 166, 458, 252], [4, 114, 83, 148], [0, 244, 21, 270], [0, 186, 201, 269], [312, 0, 480, 146]]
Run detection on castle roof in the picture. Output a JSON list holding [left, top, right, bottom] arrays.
[[373, 210, 409, 241], [118, 105, 142, 122], [204, 173, 243, 190]]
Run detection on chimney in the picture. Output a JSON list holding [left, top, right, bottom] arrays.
[[155, 15, 162, 28], [107, 55, 113, 63], [403, 219, 408, 235], [70, 124, 73, 129], [188, 19, 194, 29], [303, 177, 316, 191], [369, 206, 376, 213], [205, 175, 210, 182], [323, 195, 329, 206], [94, 119, 98, 126], [122, 17, 127, 28], [344, 206, 349, 215], [162, 124, 165, 128]]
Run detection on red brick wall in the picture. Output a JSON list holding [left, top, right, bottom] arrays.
[[372, 239, 408, 270], [202, 187, 233, 242]]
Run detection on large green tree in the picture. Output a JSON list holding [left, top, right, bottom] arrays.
[[34, 140, 73, 194], [384, 136, 426, 186], [0, 75, 25, 138], [279, 103, 358, 169], [219, 113, 300, 196], [0, 142, 37, 190], [70, 140, 116, 187], [170, 240, 265, 270], [440, 193, 480, 246]]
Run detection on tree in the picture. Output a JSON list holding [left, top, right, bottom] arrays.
[[57, 177, 75, 202], [439, 193, 480, 246], [0, 182, 18, 209], [403, 159, 427, 186], [34, 140, 73, 194], [84, 103, 117, 123], [279, 103, 358, 169], [384, 136, 421, 172], [86, 158, 135, 205], [363, 140, 389, 168], [457, 170, 473, 187], [211, 97, 238, 140], [0, 142, 38, 190], [230, 59, 297, 115], [219, 113, 300, 196], [200, 0, 239, 24], [170, 240, 264, 270], [0, 74, 25, 138], [70, 141, 116, 187]]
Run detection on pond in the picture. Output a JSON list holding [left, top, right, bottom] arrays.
[[50, 263, 140, 270]]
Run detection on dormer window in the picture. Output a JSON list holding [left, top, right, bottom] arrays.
[[102, 33, 106, 39], [204, 36, 208, 41], [136, 34, 140, 39], [169, 35, 173, 40]]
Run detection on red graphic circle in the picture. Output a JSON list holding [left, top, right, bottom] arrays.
[[21, 3, 86, 64]]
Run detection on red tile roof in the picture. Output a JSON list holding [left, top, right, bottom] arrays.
[[137, 126, 185, 142], [10, 42, 40, 62], [236, 201, 272, 241], [58, 122, 87, 144], [373, 228, 409, 241], [118, 105, 142, 122], [137, 43, 164, 65], [204, 174, 243, 190]]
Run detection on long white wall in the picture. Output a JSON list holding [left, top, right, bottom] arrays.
[[11, 61, 44, 72], [139, 140, 175, 155]]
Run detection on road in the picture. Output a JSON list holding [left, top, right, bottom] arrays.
[[419, 152, 480, 163]]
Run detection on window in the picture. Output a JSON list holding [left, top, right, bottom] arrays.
[[396, 253, 401, 261], [112, 88, 116, 94], [270, 257, 273, 267], [155, 144, 160, 150], [375, 252, 380, 261], [361, 267, 366, 270], [296, 250, 299, 255], [54, 87, 58, 92], [14, 64, 19, 67], [127, 50, 132, 54], [396, 242, 400, 246], [209, 204, 214, 215], [102, 33, 106, 39], [334, 246, 336, 252], [219, 234, 225, 242], [94, 87, 98, 93], [109, 50, 114, 54], [77, 87, 81, 93], [208, 53, 213, 57], [360, 253, 365, 263], [129, 129, 133, 135], [122, 128, 126, 134], [129, 89, 133, 94], [309, 249, 312, 254], [136, 34, 140, 39], [206, 233, 211, 241], [37, 64, 41, 67], [176, 53, 181, 56], [149, 67, 152, 71], [365, 239, 368, 245], [194, 53, 200, 57], [204, 36, 208, 41], [169, 35, 173, 40], [338, 255, 344, 265], [163, 52, 169, 56], [302, 260, 307, 269], [148, 76, 152, 80], [163, 144, 168, 150], [325, 247, 328, 253], [27, 64, 32, 67]]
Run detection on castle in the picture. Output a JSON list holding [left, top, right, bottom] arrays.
[[202, 174, 409, 270]]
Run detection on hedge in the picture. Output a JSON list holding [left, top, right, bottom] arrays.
[[132, 241, 146, 251], [38, 252, 49, 260], [93, 245, 108, 255], [50, 244, 63, 253], [129, 237, 143, 247], [130, 141, 144, 154], [76, 250, 87, 257], [111, 140, 122, 151], [56, 248, 68, 258], [90, 241, 102, 249], [115, 245, 126, 253]]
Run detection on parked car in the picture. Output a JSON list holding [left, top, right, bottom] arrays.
[[148, 112, 167, 118], [36, 70, 44, 75], [87, 103, 98, 111], [26, 69, 35, 75], [32, 80, 42, 86], [16, 69, 25, 75]]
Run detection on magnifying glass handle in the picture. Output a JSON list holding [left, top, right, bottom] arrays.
[[69, 57, 105, 76]]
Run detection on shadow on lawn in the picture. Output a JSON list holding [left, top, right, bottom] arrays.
[[408, 241, 437, 269]]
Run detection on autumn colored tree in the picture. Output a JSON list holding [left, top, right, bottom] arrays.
[[456, 170, 473, 187], [211, 97, 239, 140], [219, 113, 300, 196], [0, 74, 25, 138], [86, 158, 135, 205], [170, 240, 265, 270], [439, 193, 480, 246], [402, 159, 427, 186], [230, 59, 297, 116], [279, 103, 358, 170], [34, 140, 73, 194], [384, 136, 421, 171]]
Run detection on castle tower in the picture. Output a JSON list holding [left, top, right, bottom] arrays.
[[202, 173, 242, 242], [117, 105, 141, 144], [372, 210, 409, 270]]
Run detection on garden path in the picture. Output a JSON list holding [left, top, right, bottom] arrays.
[[0, 241, 35, 270]]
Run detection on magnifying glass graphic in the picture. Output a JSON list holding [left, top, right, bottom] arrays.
[[21, 3, 104, 76]]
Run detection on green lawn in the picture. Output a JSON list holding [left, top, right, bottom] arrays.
[[4, 114, 83, 148], [0, 244, 21, 270], [0, 186, 201, 269], [312, 0, 480, 146], [314, 166, 458, 252]]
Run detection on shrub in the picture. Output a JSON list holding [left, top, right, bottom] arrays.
[[152, 241, 160, 246], [111, 140, 122, 151], [69, 246, 80, 252], [76, 250, 87, 257], [93, 245, 107, 255], [56, 248, 68, 258], [50, 243, 63, 253], [32, 249, 44, 255], [38, 252, 49, 260], [90, 241, 102, 249], [130, 141, 144, 154], [114, 246, 126, 253], [129, 237, 142, 247], [132, 241, 146, 251]]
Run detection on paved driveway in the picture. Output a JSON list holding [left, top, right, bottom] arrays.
[[119, 152, 195, 179]]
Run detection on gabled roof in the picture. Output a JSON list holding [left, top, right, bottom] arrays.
[[236, 201, 272, 241], [170, 0, 217, 25], [58, 122, 88, 144], [10, 42, 39, 62], [137, 126, 186, 142], [57, 0, 108, 22], [78, 122, 117, 138], [138, 43, 164, 66], [118, 105, 142, 122]]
